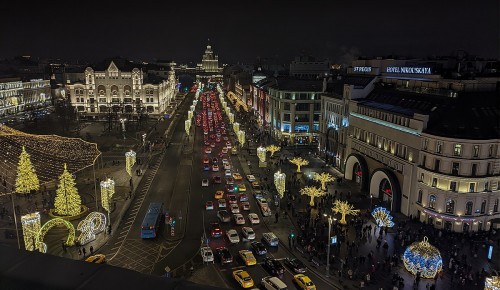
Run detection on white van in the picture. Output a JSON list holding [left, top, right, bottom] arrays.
[[262, 232, 279, 247], [261, 276, 287, 290]]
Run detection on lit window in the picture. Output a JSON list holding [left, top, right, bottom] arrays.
[[465, 201, 473, 215], [429, 195, 436, 209], [446, 200, 455, 214], [453, 144, 462, 156]]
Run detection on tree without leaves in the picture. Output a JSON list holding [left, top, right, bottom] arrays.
[[332, 199, 360, 224], [313, 172, 335, 190], [266, 145, 281, 157], [299, 186, 326, 206], [289, 157, 309, 172]]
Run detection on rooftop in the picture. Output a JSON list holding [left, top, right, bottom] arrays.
[[269, 77, 323, 92]]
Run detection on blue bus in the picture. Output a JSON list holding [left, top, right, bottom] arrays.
[[140, 202, 164, 239]]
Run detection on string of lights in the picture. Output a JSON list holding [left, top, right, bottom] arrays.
[[21, 212, 41, 251], [36, 218, 76, 253], [257, 146, 267, 163], [125, 150, 136, 177], [371, 207, 395, 227], [403, 236, 442, 278], [76, 212, 106, 246]]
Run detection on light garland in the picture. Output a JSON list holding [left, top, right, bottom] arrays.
[[185, 119, 192, 136], [188, 110, 193, 120], [371, 207, 395, 227], [125, 150, 136, 177], [485, 276, 500, 290], [257, 146, 267, 163], [228, 112, 234, 124], [21, 212, 41, 251], [54, 163, 82, 216], [422, 208, 476, 222], [403, 236, 442, 278], [15, 146, 40, 194], [100, 178, 115, 213], [36, 217, 75, 253], [266, 145, 281, 157], [300, 186, 326, 206], [0, 125, 101, 197], [274, 171, 286, 199], [332, 199, 360, 224], [233, 122, 240, 134], [289, 157, 309, 173], [237, 130, 245, 146], [313, 172, 335, 191], [77, 212, 106, 245]]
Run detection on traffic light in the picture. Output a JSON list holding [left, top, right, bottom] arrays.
[[171, 218, 176, 225], [289, 232, 295, 239]]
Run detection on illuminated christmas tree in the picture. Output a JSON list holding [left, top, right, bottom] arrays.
[[332, 200, 360, 224], [54, 163, 82, 216], [15, 146, 40, 194]]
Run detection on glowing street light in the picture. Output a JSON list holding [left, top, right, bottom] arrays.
[[185, 119, 192, 136], [233, 122, 240, 133], [100, 178, 115, 223], [274, 171, 286, 198], [257, 146, 267, 163], [125, 150, 136, 177], [188, 110, 193, 120], [229, 112, 234, 124], [237, 130, 245, 146]]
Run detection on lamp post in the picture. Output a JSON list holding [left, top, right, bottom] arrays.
[[119, 118, 127, 139], [370, 194, 373, 209], [325, 214, 333, 277]]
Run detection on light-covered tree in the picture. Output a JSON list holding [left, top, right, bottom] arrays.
[[266, 145, 281, 157], [289, 157, 309, 173], [332, 200, 360, 224], [299, 186, 326, 206], [313, 172, 335, 190], [15, 146, 40, 194], [54, 163, 82, 216]]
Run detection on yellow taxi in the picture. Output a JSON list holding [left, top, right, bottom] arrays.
[[232, 269, 254, 288], [238, 249, 257, 266], [214, 191, 224, 199], [251, 181, 260, 189], [232, 173, 243, 180], [293, 274, 316, 290], [237, 183, 246, 192], [85, 254, 106, 264]]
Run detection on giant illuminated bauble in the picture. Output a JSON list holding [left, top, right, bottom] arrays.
[[403, 236, 442, 278]]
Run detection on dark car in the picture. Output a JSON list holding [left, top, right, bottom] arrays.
[[217, 210, 231, 223], [263, 257, 285, 276], [250, 241, 267, 256], [215, 247, 233, 264], [210, 222, 223, 238], [213, 175, 222, 184], [284, 257, 307, 273]]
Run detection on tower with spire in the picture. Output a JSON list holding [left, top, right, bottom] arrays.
[[201, 39, 220, 73]]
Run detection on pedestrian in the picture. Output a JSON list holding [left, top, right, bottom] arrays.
[[82, 247, 86, 257], [90, 246, 94, 255], [275, 211, 279, 223], [78, 248, 82, 256]]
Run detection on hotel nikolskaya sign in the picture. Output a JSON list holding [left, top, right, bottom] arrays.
[[386, 66, 432, 74]]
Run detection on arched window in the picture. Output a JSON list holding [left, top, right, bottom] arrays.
[[494, 199, 499, 213], [465, 201, 473, 215], [481, 200, 486, 214], [429, 195, 436, 209], [417, 190, 423, 204], [446, 200, 455, 214]]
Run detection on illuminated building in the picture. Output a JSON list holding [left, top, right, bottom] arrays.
[[0, 78, 51, 117]]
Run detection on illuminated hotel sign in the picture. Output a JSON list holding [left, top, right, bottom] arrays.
[[353, 66, 372, 72], [386, 66, 432, 74]]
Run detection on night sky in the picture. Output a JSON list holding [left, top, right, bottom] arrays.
[[1, 0, 498, 64]]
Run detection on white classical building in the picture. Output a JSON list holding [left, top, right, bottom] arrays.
[[0, 77, 51, 117], [67, 59, 177, 119]]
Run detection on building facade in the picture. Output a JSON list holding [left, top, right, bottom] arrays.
[[0, 78, 51, 117]]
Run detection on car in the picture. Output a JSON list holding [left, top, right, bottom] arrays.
[[213, 175, 222, 184], [212, 157, 218, 164], [250, 241, 267, 255], [225, 141, 232, 148], [224, 169, 232, 177], [215, 191, 224, 199], [256, 197, 268, 207], [202, 179, 209, 187], [293, 274, 316, 290], [203, 158, 210, 164], [230, 203, 240, 214], [247, 213, 260, 225], [224, 163, 231, 170], [217, 210, 231, 223], [237, 183, 246, 192], [233, 213, 245, 225], [239, 250, 257, 266], [241, 227, 255, 240], [262, 232, 279, 247], [226, 228, 240, 243], [222, 158, 229, 164], [260, 204, 272, 217], [227, 194, 237, 204], [201, 246, 214, 263], [232, 270, 254, 289], [85, 254, 106, 264], [210, 222, 223, 238], [251, 181, 261, 189], [215, 247, 233, 264], [284, 257, 307, 273], [210, 142, 216, 148], [261, 276, 288, 290], [217, 198, 226, 208], [222, 148, 228, 154], [247, 174, 256, 182], [212, 164, 219, 171], [205, 201, 214, 210], [203, 164, 210, 171], [241, 201, 251, 211], [239, 193, 248, 202], [205, 147, 212, 154], [263, 257, 285, 276], [226, 177, 234, 185], [232, 173, 243, 180]]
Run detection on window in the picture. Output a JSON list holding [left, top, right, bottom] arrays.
[[434, 159, 440, 171], [417, 190, 423, 204], [313, 114, 320, 121], [432, 177, 437, 187], [450, 181, 457, 192], [487, 163, 492, 175], [295, 103, 309, 111], [494, 199, 499, 212], [489, 145, 494, 157], [429, 195, 436, 209], [420, 173, 424, 182], [453, 144, 462, 156], [465, 201, 473, 215], [473, 145, 479, 157], [446, 200, 455, 214], [423, 139, 428, 150], [481, 200, 486, 214], [283, 114, 290, 121], [284, 103, 290, 110], [471, 164, 477, 176], [422, 155, 427, 168], [452, 162, 460, 175], [469, 183, 476, 193], [436, 142, 442, 154]]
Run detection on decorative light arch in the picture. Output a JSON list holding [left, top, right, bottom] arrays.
[[36, 218, 76, 253], [77, 212, 107, 245]]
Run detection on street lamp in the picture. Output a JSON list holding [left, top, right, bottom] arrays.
[[185, 119, 192, 136], [237, 130, 245, 147], [119, 118, 127, 139], [370, 194, 373, 209]]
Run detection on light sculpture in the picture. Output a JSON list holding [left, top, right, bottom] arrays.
[[332, 199, 360, 224], [299, 186, 326, 206], [222, 101, 227, 109], [100, 178, 115, 214], [188, 110, 193, 120], [76, 212, 106, 245], [485, 276, 500, 290], [257, 146, 267, 163], [229, 112, 234, 124], [237, 130, 245, 146], [36, 218, 75, 253], [274, 171, 286, 198], [233, 122, 240, 133], [54, 163, 82, 216], [403, 236, 443, 279], [21, 212, 41, 251], [266, 145, 280, 157], [125, 150, 136, 177], [185, 119, 192, 136], [289, 157, 309, 172], [371, 207, 395, 227], [313, 172, 335, 190]]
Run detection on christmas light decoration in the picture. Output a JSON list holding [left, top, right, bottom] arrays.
[[313, 172, 335, 190], [192, 100, 198, 107], [21, 212, 41, 251], [54, 163, 82, 216], [332, 200, 360, 224], [185, 119, 192, 136], [0, 125, 101, 196], [289, 157, 309, 172], [403, 236, 442, 278], [125, 150, 136, 177], [233, 122, 240, 133], [371, 207, 395, 227], [15, 146, 40, 194], [257, 146, 267, 163], [77, 212, 107, 245], [100, 178, 115, 213], [36, 218, 75, 253], [266, 145, 281, 157], [485, 276, 500, 290], [274, 171, 286, 198], [229, 112, 234, 124], [222, 101, 227, 109], [237, 130, 245, 146], [188, 110, 193, 120], [300, 186, 326, 206]]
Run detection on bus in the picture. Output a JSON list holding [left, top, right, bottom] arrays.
[[140, 202, 164, 239]]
